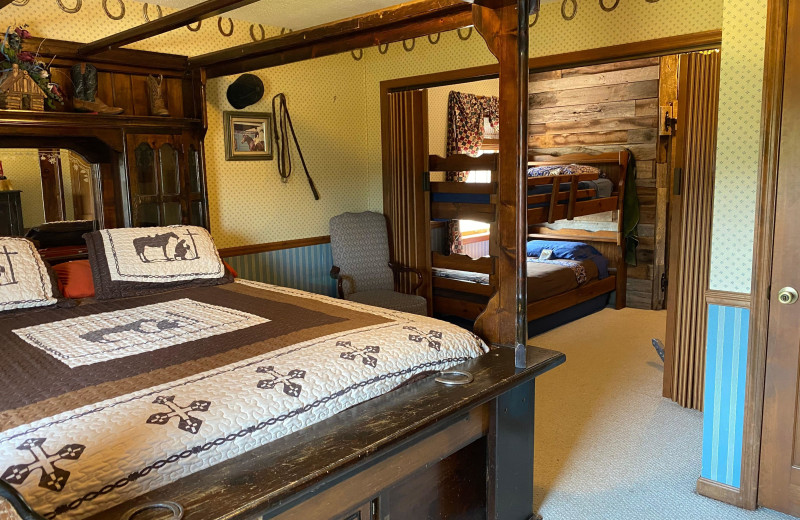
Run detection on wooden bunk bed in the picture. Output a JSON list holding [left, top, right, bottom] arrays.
[[1, 1, 560, 520], [429, 151, 629, 326]]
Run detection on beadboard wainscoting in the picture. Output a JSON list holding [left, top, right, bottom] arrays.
[[223, 243, 337, 297], [463, 238, 490, 259], [701, 299, 750, 489]]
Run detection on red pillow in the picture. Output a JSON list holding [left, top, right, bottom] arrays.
[[52, 259, 237, 300], [223, 260, 238, 278], [51, 260, 96, 299]]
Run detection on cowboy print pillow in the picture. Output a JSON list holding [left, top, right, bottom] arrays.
[[0, 237, 58, 312], [84, 226, 233, 300]]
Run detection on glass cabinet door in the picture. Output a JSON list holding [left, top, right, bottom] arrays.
[[159, 143, 180, 197], [127, 134, 182, 227], [126, 133, 207, 229], [134, 143, 157, 196], [184, 140, 208, 228]]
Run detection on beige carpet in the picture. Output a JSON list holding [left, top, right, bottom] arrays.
[[531, 308, 796, 520]]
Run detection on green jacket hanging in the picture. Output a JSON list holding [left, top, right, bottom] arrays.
[[623, 149, 640, 266]]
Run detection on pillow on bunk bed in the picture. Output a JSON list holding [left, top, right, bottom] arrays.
[[562, 164, 602, 177], [84, 225, 233, 300], [526, 240, 609, 279], [527, 165, 562, 177], [528, 164, 603, 178]]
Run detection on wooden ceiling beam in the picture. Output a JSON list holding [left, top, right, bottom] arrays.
[[77, 0, 259, 57], [23, 37, 188, 73], [0, 0, 16, 10], [460, 0, 539, 15], [191, 0, 474, 78]]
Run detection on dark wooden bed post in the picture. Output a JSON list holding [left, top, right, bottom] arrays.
[[472, 0, 535, 370], [471, 2, 541, 519]]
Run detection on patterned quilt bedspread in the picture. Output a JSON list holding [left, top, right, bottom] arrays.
[[0, 280, 487, 519]]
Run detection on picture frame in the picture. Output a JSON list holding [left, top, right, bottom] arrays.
[[223, 111, 273, 161]]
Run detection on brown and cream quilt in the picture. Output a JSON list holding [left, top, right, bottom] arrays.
[[0, 280, 487, 519]]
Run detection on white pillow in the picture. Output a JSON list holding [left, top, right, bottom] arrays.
[[0, 238, 58, 312]]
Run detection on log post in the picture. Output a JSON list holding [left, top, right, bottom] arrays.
[[472, 0, 533, 368]]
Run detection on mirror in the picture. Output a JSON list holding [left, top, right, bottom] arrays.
[[0, 148, 96, 235]]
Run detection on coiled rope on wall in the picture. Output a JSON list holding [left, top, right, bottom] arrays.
[[142, 2, 162, 22], [218, 17, 234, 36], [600, 0, 620, 11], [250, 23, 265, 41], [56, 0, 81, 14], [561, 0, 577, 20], [102, 0, 125, 20]]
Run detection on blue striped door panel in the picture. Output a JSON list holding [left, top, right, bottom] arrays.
[[701, 304, 750, 488]]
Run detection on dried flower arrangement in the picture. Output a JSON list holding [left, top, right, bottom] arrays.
[[1, 26, 64, 109]]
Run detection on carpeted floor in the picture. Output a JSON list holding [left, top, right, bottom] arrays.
[[531, 308, 796, 520]]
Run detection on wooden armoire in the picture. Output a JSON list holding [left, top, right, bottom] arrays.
[[0, 38, 210, 234]]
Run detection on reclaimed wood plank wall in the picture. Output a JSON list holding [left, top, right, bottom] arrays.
[[529, 57, 662, 309]]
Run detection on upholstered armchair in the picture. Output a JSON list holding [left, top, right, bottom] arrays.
[[329, 211, 427, 315]]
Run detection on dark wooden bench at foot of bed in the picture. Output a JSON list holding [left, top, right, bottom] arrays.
[[79, 346, 563, 520]]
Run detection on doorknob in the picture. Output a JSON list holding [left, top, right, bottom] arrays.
[[778, 287, 799, 305]]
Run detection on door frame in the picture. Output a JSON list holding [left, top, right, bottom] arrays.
[[380, 31, 721, 311], [710, 0, 791, 510]]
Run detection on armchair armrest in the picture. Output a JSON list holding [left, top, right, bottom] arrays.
[[388, 262, 424, 293], [330, 265, 345, 299]]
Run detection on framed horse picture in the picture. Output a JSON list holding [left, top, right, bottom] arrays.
[[223, 111, 274, 161]]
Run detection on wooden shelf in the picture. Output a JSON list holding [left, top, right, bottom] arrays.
[[0, 110, 203, 130]]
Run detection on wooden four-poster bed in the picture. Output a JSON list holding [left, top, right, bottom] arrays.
[[0, 1, 562, 519]]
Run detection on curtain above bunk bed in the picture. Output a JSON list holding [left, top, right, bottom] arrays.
[[446, 91, 499, 255]]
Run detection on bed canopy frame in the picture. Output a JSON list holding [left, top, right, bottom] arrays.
[[77, 0, 536, 362], [2, 1, 570, 519]]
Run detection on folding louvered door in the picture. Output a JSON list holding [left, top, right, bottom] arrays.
[[663, 51, 722, 410], [382, 89, 432, 314]]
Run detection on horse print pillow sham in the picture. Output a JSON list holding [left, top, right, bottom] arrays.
[[84, 226, 233, 300], [0, 237, 59, 312]]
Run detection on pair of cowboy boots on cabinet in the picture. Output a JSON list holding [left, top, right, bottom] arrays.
[[71, 64, 169, 117], [71, 63, 123, 115]]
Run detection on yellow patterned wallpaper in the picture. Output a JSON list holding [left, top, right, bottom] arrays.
[[360, 0, 724, 212], [4, 0, 729, 250], [708, 0, 768, 293], [204, 55, 369, 248]]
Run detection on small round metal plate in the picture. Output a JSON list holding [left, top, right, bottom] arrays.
[[121, 501, 184, 520], [435, 370, 474, 386]]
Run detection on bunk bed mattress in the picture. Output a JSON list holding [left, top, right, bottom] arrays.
[[434, 259, 599, 302], [0, 280, 487, 519]]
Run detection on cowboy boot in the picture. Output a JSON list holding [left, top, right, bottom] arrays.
[[147, 75, 169, 117], [72, 63, 124, 115]]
